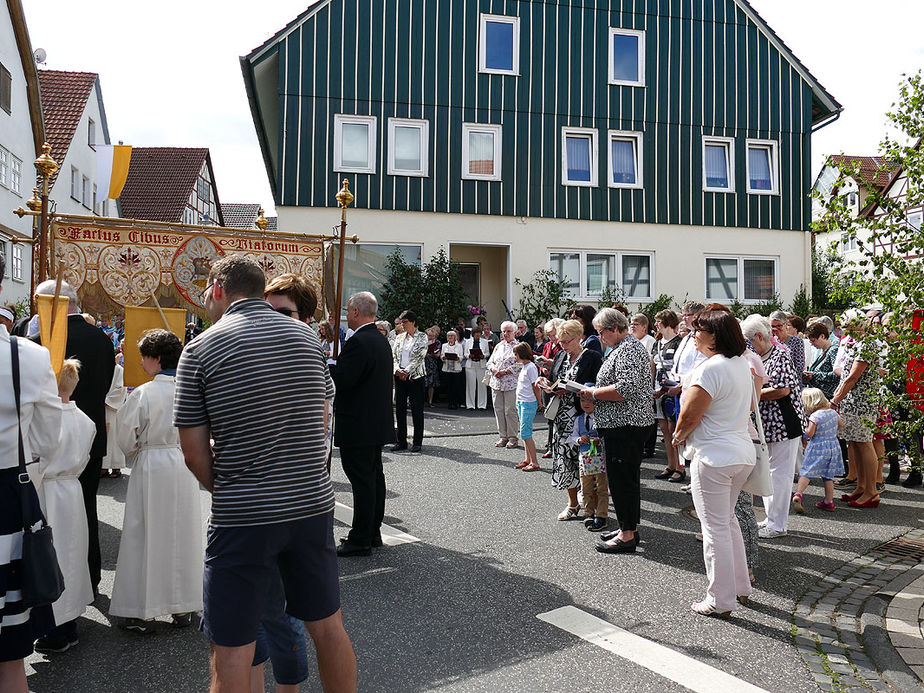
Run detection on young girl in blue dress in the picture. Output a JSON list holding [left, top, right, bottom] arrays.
[[792, 387, 843, 512]]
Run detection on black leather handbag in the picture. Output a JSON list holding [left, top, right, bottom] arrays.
[[11, 337, 66, 609]]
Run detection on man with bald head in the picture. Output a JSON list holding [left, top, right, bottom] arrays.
[[34, 279, 115, 596]]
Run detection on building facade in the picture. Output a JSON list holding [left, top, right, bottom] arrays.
[[0, 0, 42, 308], [243, 0, 841, 320]]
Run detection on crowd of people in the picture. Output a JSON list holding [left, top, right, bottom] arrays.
[[2, 246, 923, 690]]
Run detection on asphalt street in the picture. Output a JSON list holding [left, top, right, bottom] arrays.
[[24, 407, 924, 692]]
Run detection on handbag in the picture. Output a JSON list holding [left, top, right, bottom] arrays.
[[11, 337, 66, 609], [543, 395, 560, 420], [742, 380, 773, 497], [482, 370, 492, 386]]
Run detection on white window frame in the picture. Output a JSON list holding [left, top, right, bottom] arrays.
[[11, 244, 22, 281], [71, 166, 80, 200], [608, 28, 646, 87], [387, 118, 429, 177], [478, 14, 520, 76], [0, 147, 9, 189], [704, 255, 779, 305], [745, 139, 779, 195], [0, 241, 7, 276], [461, 123, 502, 182], [702, 136, 735, 193], [88, 118, 96, 148], [561, 127, 598, 188], [333, 114, 377, 174], [548, 249, 654, 302], [82, 175, 91, 208], [840, 232, 857, 253], [10, 154, 21, 195], [607, 130, 643, 190]]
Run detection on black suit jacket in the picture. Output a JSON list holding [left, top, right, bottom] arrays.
[[331, 322, 396, 448], [41, 315, 116, 458]]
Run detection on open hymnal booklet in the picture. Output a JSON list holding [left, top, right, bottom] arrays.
[[544, 378, 590, 394]]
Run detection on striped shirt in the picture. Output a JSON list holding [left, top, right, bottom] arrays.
[[173, 298, 334, 528]]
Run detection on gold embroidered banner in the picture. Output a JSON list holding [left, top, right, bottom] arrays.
[[51, 220, 325, 317]]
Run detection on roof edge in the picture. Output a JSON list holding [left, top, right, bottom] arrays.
[[7, 0, 45, 156], [240, 55, 278, 200], [204, 152, 225, 227], [243, 0, 330, 64], [733, 0, 842, 121]]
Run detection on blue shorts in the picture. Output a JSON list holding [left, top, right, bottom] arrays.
[[253, 568, 309, 685], [517, 400, 539, 440], [203, 511, 340, 648]]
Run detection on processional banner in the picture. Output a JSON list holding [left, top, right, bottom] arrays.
[[51, 220, 325, 317]]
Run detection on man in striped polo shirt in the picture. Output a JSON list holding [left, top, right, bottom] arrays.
[[174, 256, 356, 692]]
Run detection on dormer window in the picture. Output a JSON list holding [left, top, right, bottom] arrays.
[[479, 14, 519, 75], [608, 28, 645, 87]]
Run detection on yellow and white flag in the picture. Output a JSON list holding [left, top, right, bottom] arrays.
[[95, 144, 132, 200]]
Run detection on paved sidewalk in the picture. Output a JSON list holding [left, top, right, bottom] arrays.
[[792, 527, 924, 692]]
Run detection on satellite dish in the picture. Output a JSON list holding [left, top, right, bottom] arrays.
[[33, 48, 47, 64]]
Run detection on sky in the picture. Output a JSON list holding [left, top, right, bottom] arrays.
[[23, 0, 924, 218]]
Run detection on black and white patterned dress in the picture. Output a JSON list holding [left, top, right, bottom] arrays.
[[758, 346, 806, 443]]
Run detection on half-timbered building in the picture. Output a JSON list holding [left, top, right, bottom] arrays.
[[242, 0, 841, 318]]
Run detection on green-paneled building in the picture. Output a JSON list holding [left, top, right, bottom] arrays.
[[243, 0, 841, 320]]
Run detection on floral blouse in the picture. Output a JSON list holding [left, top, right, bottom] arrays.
[[759, 346, 806, 443], [839, 339, 880, 418], [486, 340, 522, 391], [806, 344, 839, 399], [593, 334, 655, 429]]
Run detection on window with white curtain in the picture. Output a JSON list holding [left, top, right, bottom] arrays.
[[703, 137, 734, 192], [746, 139, 778, 194], [462, 123, 502, 181], [562, 127, 598, 187], [705, 256, 777, 303], [549, 251, 653, 300], [334, 114, 377, 174], [387, 118, 429, 177], [607, 130, 643, 189]]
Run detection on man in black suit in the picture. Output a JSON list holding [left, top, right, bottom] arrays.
[[332, 291, 396, 557], [34, 280, 115, 593]]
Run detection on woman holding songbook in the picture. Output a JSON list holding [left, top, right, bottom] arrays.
[[441, 330, 465, 410], [463, 327, 490, 409], [538, 319, 602, 521]]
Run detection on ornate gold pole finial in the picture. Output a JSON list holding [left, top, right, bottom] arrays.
[[331, 178, 354, 361], [35, 142, 59, 284], [26, 187, 42, 212], [255, 207, 269, 231]]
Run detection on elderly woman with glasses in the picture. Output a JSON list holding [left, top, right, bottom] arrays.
[[487, 321, 524, 448], [672, 308, 756, 618], [579, 308, 655, 554]]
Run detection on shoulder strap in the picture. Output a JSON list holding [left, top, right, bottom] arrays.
[[751, 377, 768, 446], [11, 337, 28, 483]]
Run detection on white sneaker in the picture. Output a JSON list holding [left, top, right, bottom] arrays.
[[680, 484, 692, 493], [758, 526, 787, 539], [757, 518, 769, 529]]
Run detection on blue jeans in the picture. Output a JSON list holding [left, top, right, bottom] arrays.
[[252, 568, 309, 686]]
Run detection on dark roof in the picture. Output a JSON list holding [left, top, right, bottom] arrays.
[[265, 216, 278, 230], [220, 203, 261, 229], [120, 147, 213, 223], [827, 155, 896, 191], [37, 70, 97, 187]]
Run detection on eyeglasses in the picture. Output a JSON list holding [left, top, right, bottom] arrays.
[[274, 307, 298, 318], [201, 280, 220, 300]]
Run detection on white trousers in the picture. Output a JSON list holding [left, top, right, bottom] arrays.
[[465, 367, 488, 409], [691, 461, 753, 612], [491, 388, 519, 441], [762, 437, 802, 532]]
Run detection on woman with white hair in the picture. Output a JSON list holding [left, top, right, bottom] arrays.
[[463, 326, 490, 409], [487, 321, 523, 448], [440, 330, 465, 410], [741, 314, 805, 539], [581, 308, 655, 553]]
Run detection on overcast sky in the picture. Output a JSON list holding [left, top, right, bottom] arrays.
[[25, 0, 923, 217]]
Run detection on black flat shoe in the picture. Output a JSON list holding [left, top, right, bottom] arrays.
[[410, 444, 422, 453], [595, 538, 636, 554], [667, 470, 686, 483], [337, 541, 372, 557], [902, 471, 923, 488], [599, 530, 640, 544], [654, 468, 673, 480], [391, 443, 408, 452], [341, 536, 383, 548]]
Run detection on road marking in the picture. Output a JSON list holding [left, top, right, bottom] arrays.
[[537, 606, 769, 693], [340, 567, 399, 582], [334, 502, 421, 546]]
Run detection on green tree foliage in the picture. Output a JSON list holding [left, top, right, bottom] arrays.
[[813, 71, 924, 435], [811, 247, 852, 313], [379, 247, 470, 330], [638, 293, 674, 324], [514, 269, 572, 328], [788, 286, 812, 318]]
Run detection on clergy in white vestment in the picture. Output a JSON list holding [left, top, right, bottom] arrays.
[[29, 359, 95, 646], [463, 327, 490, 410], [110, 330, 203, 628], [102, 362, 127, 475]]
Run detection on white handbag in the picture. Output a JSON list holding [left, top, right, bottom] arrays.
[[742, 383, 773, 496]]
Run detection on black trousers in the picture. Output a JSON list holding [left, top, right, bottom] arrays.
[[395, 376, 425, 446], [78, 455, 103, 589], [340, 445, 386, 546], [445, 371, 464, 407], [600, 426, 648, 532], [644, 422, 658, 454]]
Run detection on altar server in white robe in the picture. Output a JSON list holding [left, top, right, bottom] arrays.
[[110, 329, 203, 631], [101, 360, 126, 477], [463, 326, 490, 410], [30, 359, 95, 654]]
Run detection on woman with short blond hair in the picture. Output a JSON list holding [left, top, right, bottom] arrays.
[[487, 321, 523, 448]]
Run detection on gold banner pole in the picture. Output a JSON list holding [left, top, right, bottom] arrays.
[[34, 143, 59, 285], [331, 179, 354, 361]]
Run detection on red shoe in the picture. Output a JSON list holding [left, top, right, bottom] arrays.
[[848, 497, 880, 508], [515, 460, 529, 469], [840, 492, 861, 502], [541, 450, 553, 459]]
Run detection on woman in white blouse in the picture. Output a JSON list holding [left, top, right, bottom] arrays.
[[486, 321, 522, 448], [672, 306, 756, 619], [440, 330, 465, 410]]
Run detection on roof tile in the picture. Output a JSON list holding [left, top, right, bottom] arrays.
[[37, 70, 97, 187], [119, 147, 209, 223]]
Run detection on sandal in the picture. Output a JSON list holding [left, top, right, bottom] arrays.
[[494, 439, 508, 447], [107, 469, 122, 479], [691, 600, 730, 619], [522, 463, 540, 471], [557, 505, 580, 521], [515, 460, 529, 469], [791, 493, 804, 514]]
